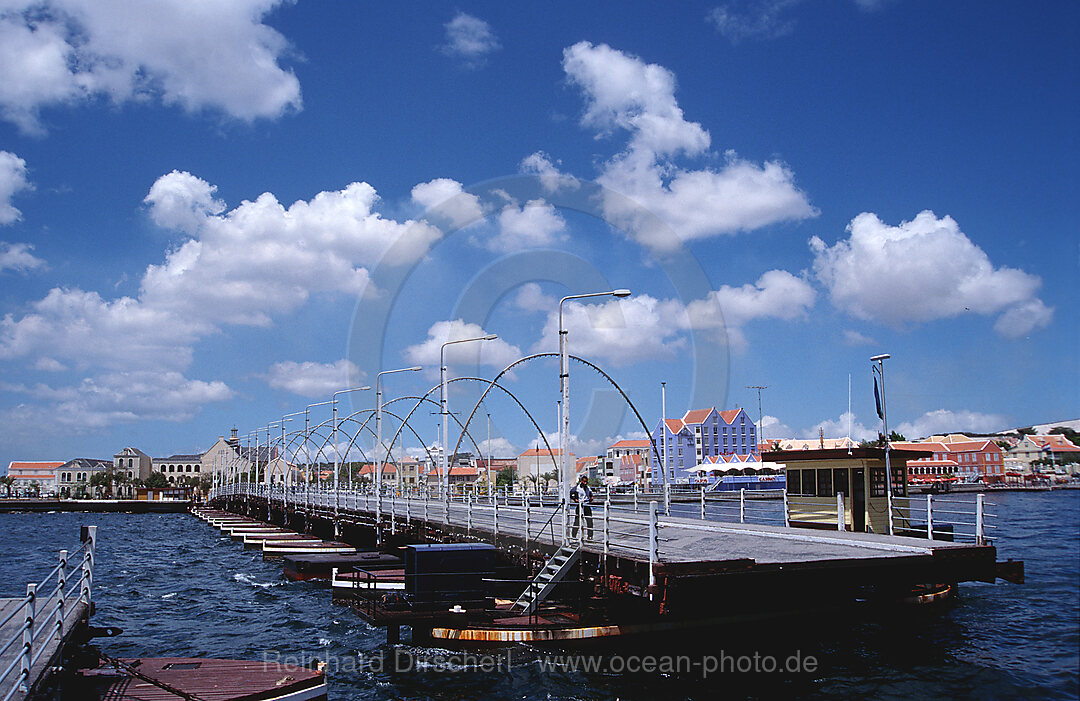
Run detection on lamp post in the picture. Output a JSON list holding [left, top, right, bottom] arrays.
[[871, 353, 894, 535], [245, 430, 258, 487], [559, 289, 630, 513], [267, 419, 291, 512], [376, 366, 422, 544], [441, 334, 497, 499], [304, 399, 333, 508], [281, 411, 304, 512], [332, 386, 371, 516]]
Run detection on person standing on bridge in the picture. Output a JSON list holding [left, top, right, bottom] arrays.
[[569, 474, 594, 541]]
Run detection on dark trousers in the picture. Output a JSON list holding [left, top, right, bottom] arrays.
[[570, 502, 594, 540]]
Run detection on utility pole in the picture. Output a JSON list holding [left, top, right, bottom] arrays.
[[747, 385, 768, 450]]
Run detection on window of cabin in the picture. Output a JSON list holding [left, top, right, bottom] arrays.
[[816, 468, 833, 497], [833, 468, 847, 496], [787, 469, 801, 495], [870, 467, 886, 497]]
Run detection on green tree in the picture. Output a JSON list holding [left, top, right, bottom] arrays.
[[496, 467, 515, 487], [0, 475, 14, 497], [88, 471, 112, 498], [145, 472, 168, 489]]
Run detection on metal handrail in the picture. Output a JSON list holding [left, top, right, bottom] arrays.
[[0, 527, 95, 700]]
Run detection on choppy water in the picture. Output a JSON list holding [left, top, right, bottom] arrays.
[[3, 491, 1077, 699]]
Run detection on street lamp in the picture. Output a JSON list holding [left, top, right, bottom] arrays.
[[281, 411, 305, 511], [332, 385, 371, 514], [871, 353, 893, 535], [558, 289, 630, 525], [304, 399, 333, 507], [441, 334, 497, 499], [376, 366, 422, 543]]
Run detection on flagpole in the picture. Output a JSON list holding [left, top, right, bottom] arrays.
[[871, 354, 893, 535]]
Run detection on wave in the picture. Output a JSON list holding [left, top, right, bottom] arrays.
[[233, 572, 283, 589]]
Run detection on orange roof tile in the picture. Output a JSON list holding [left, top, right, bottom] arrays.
[[610, 439, 651, 448], [719, 410, 740, 423], [682, 408, 714, 425]]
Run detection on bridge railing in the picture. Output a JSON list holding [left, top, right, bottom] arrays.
[[891, 494, 993, 544], [0, 526, 96, 701]]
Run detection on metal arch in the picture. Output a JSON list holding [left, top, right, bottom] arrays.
[[381, 378, 557, 482], [335, 407, 437, 468], [379, 394, 485, 472], [451, 353, 665, 484]]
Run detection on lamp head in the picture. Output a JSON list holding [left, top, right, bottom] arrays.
[[612, 289, 631, 298], [870, 353, 890, 362], [482, 334, 498, 340], [407, 366, 422, 372]]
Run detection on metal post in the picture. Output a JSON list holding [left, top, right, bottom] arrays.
[[391, 496, 397, 535], [782, 490, 790, 527], [467, 494, 473, 535], [633, 483, 638, 512], [739, 488, 746, 523], [664, 482, 671, 516], [700, 485, 706, 520], [21, 583, 35, 691], [524, 498, 531, 540], [648, 501, 658, 591], [836, 492, 845, 531], [603, 501, 610, 557], [493, 496, 499, 540], [926, 494, 934, 540], [976, 493, 985, 545], [56, 549, 67, 643], [82, 525, 97, 607]]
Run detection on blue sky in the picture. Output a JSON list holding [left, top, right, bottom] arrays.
[[1, 0, 1076, 468]]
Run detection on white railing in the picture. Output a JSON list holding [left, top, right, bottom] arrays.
[[892, 493, 993, 544], [0, 526, 96, 701]]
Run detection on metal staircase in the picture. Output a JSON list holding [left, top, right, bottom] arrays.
[[510, 545, 581, 616]]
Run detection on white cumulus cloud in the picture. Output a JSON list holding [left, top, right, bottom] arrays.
[[708, 0, 800, 44], [490, 199, 567, 252], [800, 411, 878, 442], [411, 178, 485, 231], [895, 409, 1008, 440], [440, 12, 500, 67], [403, 320, 523, 374], [0, 241, 45, 273], [265, 359, 364, 399], [810, 210, 1053, 338], [519, 152, 580, 193], [0, 0, 301, 133], [141, 171, 442, 326], [0, 151, 32, 225], [562, 41, 816, 251]]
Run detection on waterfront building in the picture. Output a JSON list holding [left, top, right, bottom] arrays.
[[766, 437, 856, 451], [515, 448, 573, 485], [892, 439, 1005, 483], [112, 447, 152, 485], [55, 458, 111, 495], [1007, 434, 1080, 471], [153, 453, 204, 484], [5, 461, 62, 495], [651, 407, 758, 484]]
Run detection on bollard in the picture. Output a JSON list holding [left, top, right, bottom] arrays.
[[700, 485, 706, 520], [633, 483, 639, 513], [739, 488, 746, 524], [926, 494, 934, 541], [976, 493, 985, 545], [493, 497, 499, 540], [836, 492, 846, 531]]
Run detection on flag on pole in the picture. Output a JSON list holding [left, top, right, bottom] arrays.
[[874, 376, 884, 420]]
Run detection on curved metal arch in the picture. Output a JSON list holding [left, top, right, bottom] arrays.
[[382, 378, 558, 486], [451, 353, 664, 484], [378, 394, 486, 472], [335, 405, 439, 471]]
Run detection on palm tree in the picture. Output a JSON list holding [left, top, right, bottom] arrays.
[[0, 475, 15, 498]]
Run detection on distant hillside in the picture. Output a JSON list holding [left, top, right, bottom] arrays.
[[1008, 419, 1080, 435]]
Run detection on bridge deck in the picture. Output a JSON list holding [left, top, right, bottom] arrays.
[[237, 492, 977, 566]]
